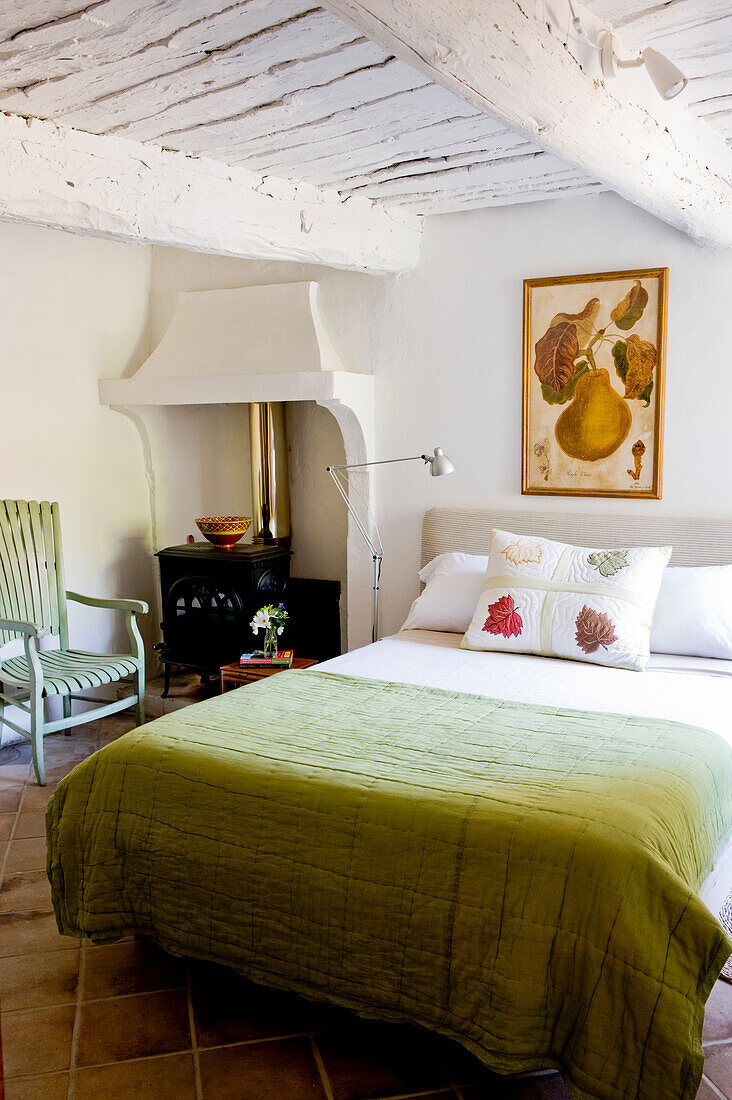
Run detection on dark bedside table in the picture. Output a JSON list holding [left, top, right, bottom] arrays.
[[220, 657, 319, 693]]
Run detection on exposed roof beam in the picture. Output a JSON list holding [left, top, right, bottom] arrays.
[[322, 0, 732, 247], [0, 111, 420, 273]]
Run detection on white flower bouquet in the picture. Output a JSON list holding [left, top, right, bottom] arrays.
[[250, 603, 289, 656]]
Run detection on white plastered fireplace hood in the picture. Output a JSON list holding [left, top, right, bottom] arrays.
[[99, 281, 375, 650], [99, 281, 374, 430]]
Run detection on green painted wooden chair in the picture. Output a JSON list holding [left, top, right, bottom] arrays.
[[0, 500, 148, 785]]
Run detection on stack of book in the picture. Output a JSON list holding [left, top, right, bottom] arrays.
[[239, 650, 294, 668]]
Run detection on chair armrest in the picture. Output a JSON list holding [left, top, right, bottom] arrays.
[[0, 618, 46, 639], [66, 592, 149, 615]]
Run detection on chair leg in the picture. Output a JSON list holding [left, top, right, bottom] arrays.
[[62, 696, 72, 733], [30, 687, 46, 787], [135, 664, 146, 728]]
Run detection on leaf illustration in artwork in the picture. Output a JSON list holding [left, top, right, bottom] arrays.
[[502, 539, 542, 565], [548, 298, 601, 348], [610, 280, 649, 331], [624, 335, 657, 402], [613, 340, 629, 380], [588, 549, 629, 577], [575, 605, 618, 654], [483, 595, 523, 638], [534, 321, 579, 392], [612, 340, 654, 406], [541, 360, 590, 405]]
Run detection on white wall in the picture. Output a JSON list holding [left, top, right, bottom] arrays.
[[364, 193, 732, 636], [0, 224, 349, 692], [285, 403, 346, 577], [0, 228, 355, 683], [0, 222, 155, 657], [132, 403, 253, 554], [6, 191, 726, 666], [150, 192, 732, 643]]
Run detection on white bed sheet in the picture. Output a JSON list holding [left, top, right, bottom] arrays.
[[320, 630, 732, 914]]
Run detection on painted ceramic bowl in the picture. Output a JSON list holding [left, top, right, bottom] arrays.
[[195, 516, 252, 548]]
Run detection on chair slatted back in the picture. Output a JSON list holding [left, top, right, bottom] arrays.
[[0, 501, 68, 649]]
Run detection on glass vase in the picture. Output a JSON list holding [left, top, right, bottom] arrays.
[[263, 624, 278, 658]]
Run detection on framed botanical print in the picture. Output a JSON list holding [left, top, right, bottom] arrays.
[[522, 268, 667, 498]]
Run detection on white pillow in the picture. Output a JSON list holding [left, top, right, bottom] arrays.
[[401, 552, 489, 633], [462, 528, 671, 671], [651, 565, 732, 659]]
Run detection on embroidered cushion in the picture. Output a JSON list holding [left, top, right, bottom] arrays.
[[462, 528, 671, 671]]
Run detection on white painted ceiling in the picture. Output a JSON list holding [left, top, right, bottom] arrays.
[[0, 0, 729, 217]]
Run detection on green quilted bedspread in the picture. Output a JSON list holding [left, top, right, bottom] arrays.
[[47, 671, 732, 1100]]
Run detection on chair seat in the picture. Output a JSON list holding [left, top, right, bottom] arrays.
[[1, 650, 142, 696]]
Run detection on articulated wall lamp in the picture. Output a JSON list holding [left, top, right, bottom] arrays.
[[600, 33, 688, 100], [566, 0, 688, 101], [326, 448, 455, 644]]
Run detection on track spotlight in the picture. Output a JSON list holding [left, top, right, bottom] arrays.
[[600, 32, 688, 100]]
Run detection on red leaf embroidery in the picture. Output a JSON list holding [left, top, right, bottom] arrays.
[[483, 595, 523, 638], [575, 605, 618, 654]]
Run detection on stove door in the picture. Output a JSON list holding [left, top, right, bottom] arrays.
[[163, 575, 247, 668]]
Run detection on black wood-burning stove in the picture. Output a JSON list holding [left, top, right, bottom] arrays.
[[155, 542, 290, 693], [155, 542, 341, 693]]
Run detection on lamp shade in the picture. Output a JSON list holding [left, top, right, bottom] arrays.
[[641, 48, 688, 99], [429, 447, 456, 477]]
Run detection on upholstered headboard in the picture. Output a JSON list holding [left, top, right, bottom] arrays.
[[421, 507, 732, 569]]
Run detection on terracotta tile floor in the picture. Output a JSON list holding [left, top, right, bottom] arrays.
[[0, 672, 730, 1099]]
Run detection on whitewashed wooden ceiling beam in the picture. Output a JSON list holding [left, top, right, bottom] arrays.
[[191, 81, 465, 165], [0, 2, 321, 121], [393, 178, 606, 216], [227, 106, 602, 211], [321, 0, 732, 247], [259, 115, 518, 182], [0, 1, 310, 84], [339, 151, 600, 203], [0, 2, 68, 41], [1, 8, 373, 139], [337, 144, 536, 192], [0, 0, 728, 222], [105, 43, 407, 143], [0, 111, 420, 273], [586, 0, 730, 40], [243, 116, 599, 203], [0, 1, 600, 215]]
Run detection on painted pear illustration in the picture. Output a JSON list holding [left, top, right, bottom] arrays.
[[555, 368, 631, 462]]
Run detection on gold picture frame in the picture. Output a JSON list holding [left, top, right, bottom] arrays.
[[522, 268, 667, 499]]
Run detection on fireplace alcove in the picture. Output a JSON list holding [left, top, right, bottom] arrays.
[[99, 281, 376, 654]]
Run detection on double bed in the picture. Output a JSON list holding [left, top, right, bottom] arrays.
[[327, 628, 732, 917], [46, 508, 732, 1100]]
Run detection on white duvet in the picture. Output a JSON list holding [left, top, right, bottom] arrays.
[[321, 629, 732, 914]]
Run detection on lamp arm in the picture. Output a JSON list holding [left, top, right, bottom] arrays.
[[328, 455, 429, 471], [328, 466, 383, 642], [327, 467, 382, 559], [616, 54, 645, 69]]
